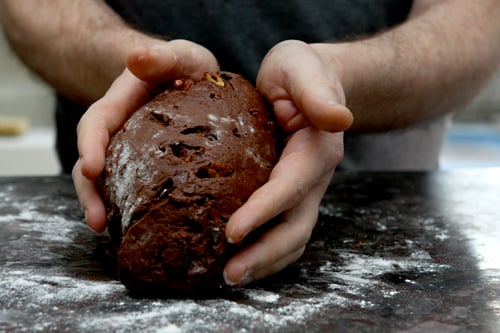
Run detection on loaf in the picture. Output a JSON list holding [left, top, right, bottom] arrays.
[[99, 72, 280, 296]]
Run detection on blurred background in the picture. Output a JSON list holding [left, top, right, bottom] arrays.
[[0, 28, 499, 176], [0, 28, 58, 175]]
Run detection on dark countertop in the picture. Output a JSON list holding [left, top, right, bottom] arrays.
[[1, 170, 499, 332]]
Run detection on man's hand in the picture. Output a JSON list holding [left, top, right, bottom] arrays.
[[256, 40, 353, 133], [222, 40, 350, 286], [72, 40, 218, 232]]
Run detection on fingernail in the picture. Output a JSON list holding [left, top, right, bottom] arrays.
[[226, 225, 238, 244], [136, 54, 146, 63], [226, 226, 234, 244], [148, 45, 163, 57], [84, 209, 98, 233], [149, 44, 166, 51], [227, 233, 246, 245], [84, 210, 94, 233], [223, 269, 254, 287], [86, 224, 97, 233], [149, 44, 176, 58], [226, 225, 247, 245], [227, 230, 239, 244]]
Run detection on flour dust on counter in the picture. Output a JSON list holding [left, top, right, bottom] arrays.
[[1, 172, 499, 332]]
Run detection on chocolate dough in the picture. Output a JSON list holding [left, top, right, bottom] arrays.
[[99, 72, 280, 296]]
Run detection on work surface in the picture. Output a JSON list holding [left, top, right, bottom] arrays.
[[1, 170, 499, 332]]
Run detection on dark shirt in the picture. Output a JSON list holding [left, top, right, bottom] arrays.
[[56, 0, 413, 173]]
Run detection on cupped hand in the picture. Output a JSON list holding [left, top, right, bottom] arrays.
[[72, 39, 218, 232], [256, 40, 353, 133], [223, 40, 350, 286]]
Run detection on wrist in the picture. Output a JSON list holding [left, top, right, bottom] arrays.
[[309, 41, 397, 106], [309, 41, 400, 132]]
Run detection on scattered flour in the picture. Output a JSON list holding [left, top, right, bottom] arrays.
[[107, 138, 146, 232], [2, 175, 493, 332], [74, 245, 453, 333], [0, 270, 125, 308], [0, 217, 452, 332], [242, 289, 280, 303], [156, 324, 182, 333]]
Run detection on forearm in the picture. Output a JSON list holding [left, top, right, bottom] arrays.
[[0, 0, 159, 105], [312, 0, 500, 132]]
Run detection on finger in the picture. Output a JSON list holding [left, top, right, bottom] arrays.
[[273, 93, 353, 133], [295, 92, 353, 133], [276, 46, 353, 132], [223, 177, 327, 286], [271, 99, 311, 132], [270, 94, 352, 133], [72, 159, 107, 232], [258, 40, 353, 132], [225, 247, 306, 287], [249, 247, 305, 283], [127, 39, 219, 83], [226, 128, 342, 244], [77, 69, 153, 180]]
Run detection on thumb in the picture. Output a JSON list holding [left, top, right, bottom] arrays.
[[126, 39, 219, 83], [280, 55, 353, 132], [258, 40, 353, 133], [291, 87, 353, 133]]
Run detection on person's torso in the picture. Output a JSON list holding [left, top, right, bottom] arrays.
[[105, 0, 413, 82], [56, 0, 416, 173]]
